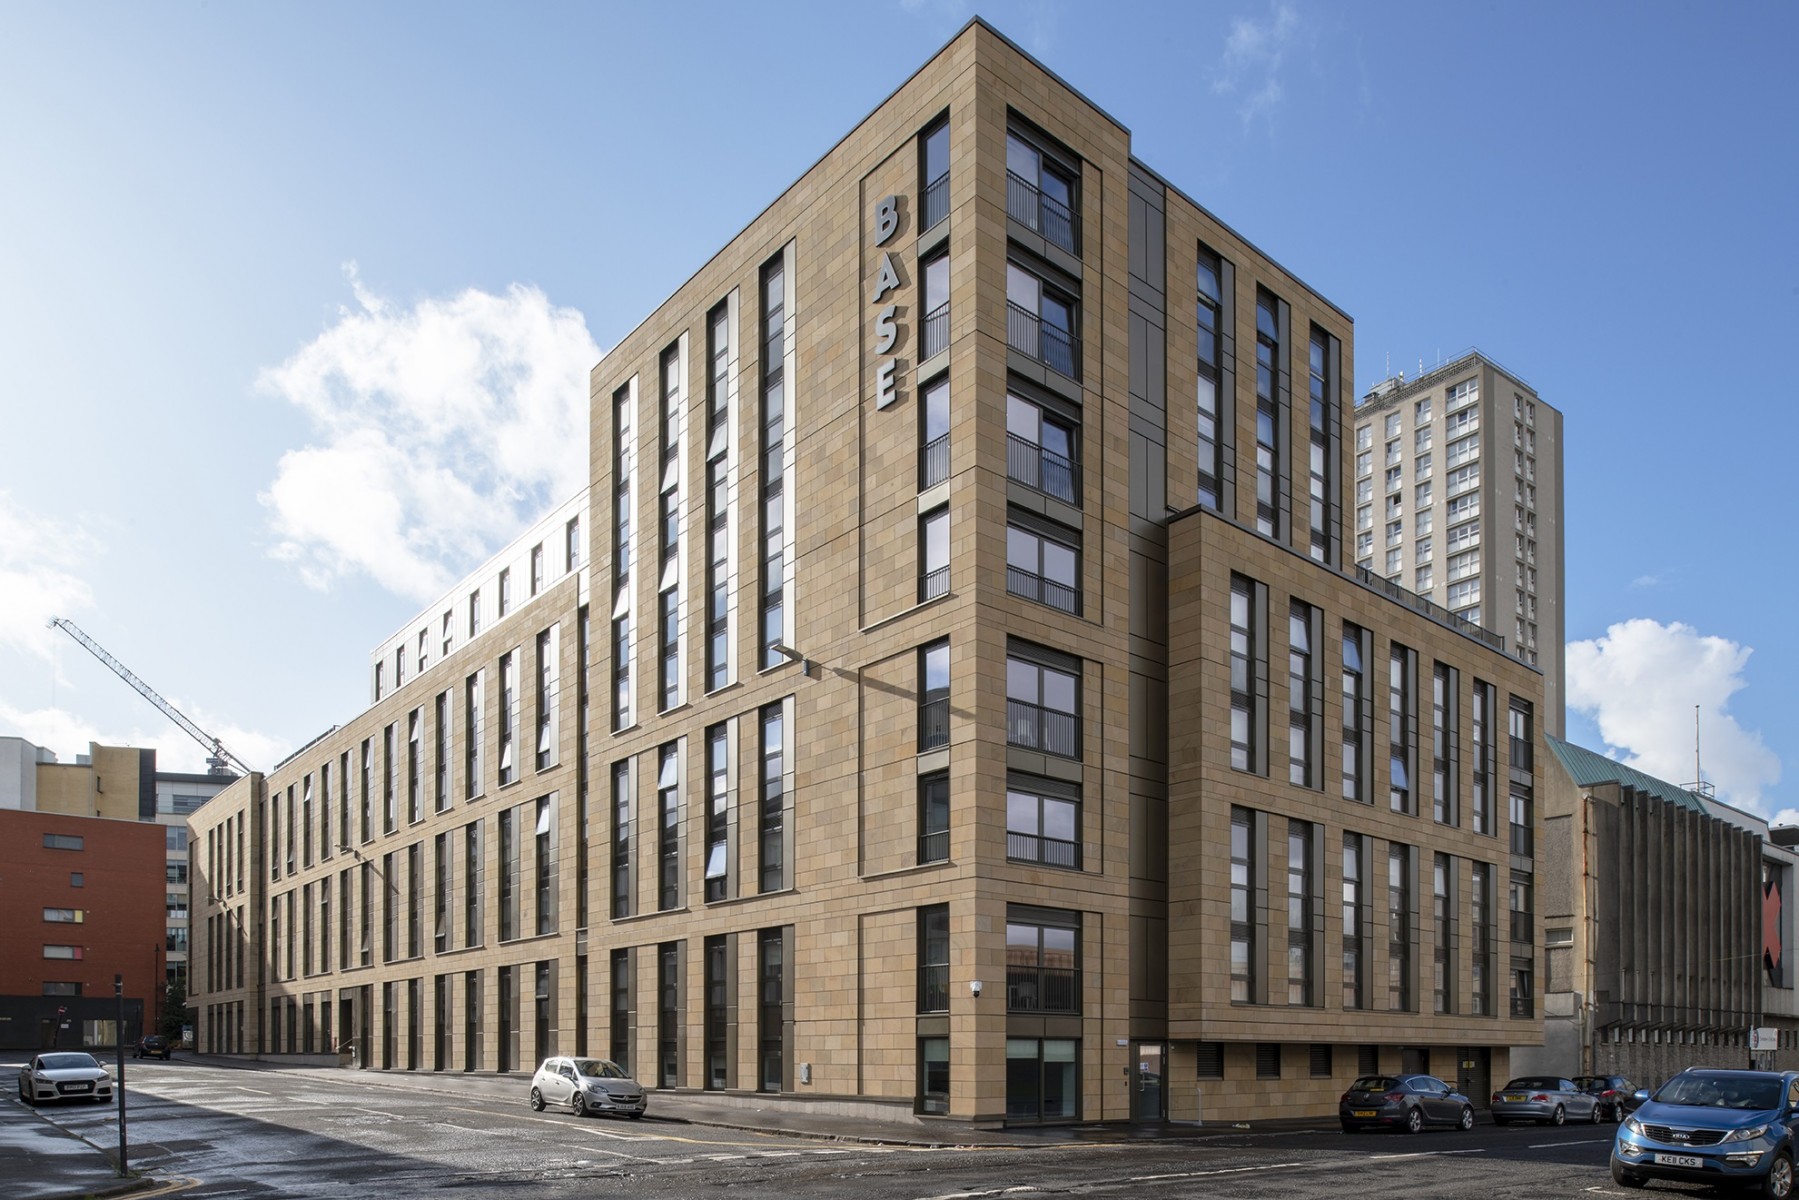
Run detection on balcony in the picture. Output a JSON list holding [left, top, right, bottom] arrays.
[[918, 828, 949, 865], [919, 565, 949, 603], [1006, 565, 1078, 615], [1007, 301, 1078, 379], [1006, 170, 1076, 253], [1006, 830, 1080, 869], [921, 301, 950, 360], [918, 697, 949, 752], [1006, 433, 1078, 504], [1006, 964, 1079, 1012], [918, 963, 949, 1013], [922, 172, 949, 233], [1007, 698, 1078, 758]]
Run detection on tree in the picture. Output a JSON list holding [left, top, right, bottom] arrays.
[[161, 976, 188, 1042]]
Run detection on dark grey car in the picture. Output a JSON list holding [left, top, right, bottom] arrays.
[[1340, 1074, 1476, 1134]]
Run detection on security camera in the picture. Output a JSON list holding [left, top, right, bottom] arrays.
[[969, 979, 983, 999]]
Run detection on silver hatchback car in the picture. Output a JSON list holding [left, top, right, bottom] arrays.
[[528, 1056, 647, 1119]]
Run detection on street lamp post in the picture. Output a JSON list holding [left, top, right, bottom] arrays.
[[113, 974, 128, 1176]]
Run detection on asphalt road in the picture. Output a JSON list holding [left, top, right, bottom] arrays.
[[16, 1060, 1655, 1199]]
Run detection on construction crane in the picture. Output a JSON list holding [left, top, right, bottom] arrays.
[[49, 617, 252, 777]]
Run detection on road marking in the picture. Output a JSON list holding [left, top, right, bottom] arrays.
[[1530, 1138, 1614, 1148], [1366, 1149, 1488, 1160], [231, 1087, 271, 1095]]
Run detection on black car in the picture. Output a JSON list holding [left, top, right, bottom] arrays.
[[1340, 1073, 1476, 1134], [1573, 1073, 1639, 1122], [134, 1034, 171, 1060]]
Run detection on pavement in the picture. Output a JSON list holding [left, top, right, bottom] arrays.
[[2, 1053, 1333, 1200]]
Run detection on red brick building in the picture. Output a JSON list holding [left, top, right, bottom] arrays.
[[0, 809, 166, 1051]]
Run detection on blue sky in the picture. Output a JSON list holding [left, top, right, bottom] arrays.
[[2, 1, 1794, 817]]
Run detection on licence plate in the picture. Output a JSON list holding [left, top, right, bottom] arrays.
[[67, 1082, 92, 1092], [1352, 1109, 1377, 1117], [1502, 1093, 1525, 1102], [1654, 1153, 1703, 1170]]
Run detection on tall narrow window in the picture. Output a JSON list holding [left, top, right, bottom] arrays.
[[1341, 624, 1369, 802], [612, 381, 635, 731], [1388, 644, 1415, 814], [406, 711, 420, 824], [1287, 602, 1316, 787], [1342, 833, 1365, 1010], [566, 515, 581, 572], [464, 820, 483, 949], [1230, 807, 1256, 1003], [1432, 664, 1458, 825], [1287, 821, 1313, 1005], [920, 116, 950, 232], [920, 253, 949, 360], [1306, 328, 1334, 563], [705, 935, 729, 1090], [1470, 861, 1492, 1015], [1254, 291, 1281, 538], [407, 844, 421, 958], [918, 905, 950, 1012], [536, 627, 559, 772], [758, 927, 786, 1092], [535, 795, 555, 936], [434, 691, 448, 812], [1196, 248, 1225, 510], [658, 341, 683, 711], [759, 255, 790, 670], [434, 833, 450, 954], [609, 949, 630, 1071], [464, 672, 483, 800], [919, 640, 949, 752], [382, 726, 395, 834], [611, 761, 632, 920], [530, 544, 544, 596], [498, 568, 512, 618], [469, 588, 482, 638], [1433, 854, 1455, 1014], [657, 744, 681, 911], [658, 942, 680, 1089], [1471, 681, 1496, 835], [498, 651, 517, 787], [1229, 575, 1259, 772], [759, 703, 786, 893], [497, 809, 515, 942], [1388, 843, 1412, 1012], [920, 507, 949, 601], [920, 376, 950, 490], [705, 724, 730, 902], [918, 771, 949, 864], [704, 302, 732, 692]]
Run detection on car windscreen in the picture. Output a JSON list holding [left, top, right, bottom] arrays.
[[573, 1059, 628, 1079], [1654, 1075, 1783, 1110], [38, 1054, 97, 1071], [1348, 1076, 1398, 1092], [1503, 1078, 1562, 1091]]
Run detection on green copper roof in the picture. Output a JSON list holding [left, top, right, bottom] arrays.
[[1545, 735, 1710, 815]]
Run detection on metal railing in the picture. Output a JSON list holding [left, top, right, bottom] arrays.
[[1006, 170, 1075, 253], [1005, 433, 1078, 503], [1352, 565, 1506, 653], [920, 433, 950, 489], [919, 565, 949, 603], [921, 302, 949, 360], [1006, 964, 1079, 1012], [922, 172, 949, 232], [918, 964, 949, 1013], [1007, 565, 1079, 615], [918, 828, 949, 865], [1007, 831, 1080, 869], [1006, 301, 1078, 379], [1006, 699, 1078, 758], [918, 697, 950, 752]]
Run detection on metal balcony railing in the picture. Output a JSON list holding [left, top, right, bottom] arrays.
[[1005, 433, 1078, 503], [1006, 565, 1079, 615], [918, 697, 949, 752], [921, 302, 949, 360], [919, 565, 949, 603], [918, 828, 949, 864], [1006, 301, 1078, 379], [1007, 698, 1078, 758], [1007, 831, 1080, 869], [920, 433, 950, 490], [922, 172, 949, 232], [1006, 964, 1079, 1013], [1006, 170, 1075, 253], [918, 964, 949, 1013]]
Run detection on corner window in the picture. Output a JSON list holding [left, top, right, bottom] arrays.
[[1005, 516, 1080, 615], [1005, 392, 1079, 504], [1005, 262, 1078, 379], [1005, 130, 1077, 253], [1005, 777, 1080, 869], [1005, 644, 1079, 759]]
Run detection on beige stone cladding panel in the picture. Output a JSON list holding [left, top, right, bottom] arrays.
[[1166, 510, 1543, 1053], [853, 906, 921, 1101], [858, 645, 927, 878]]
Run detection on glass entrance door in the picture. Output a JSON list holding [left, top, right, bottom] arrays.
[[1132, 1042, 1165, 1121]]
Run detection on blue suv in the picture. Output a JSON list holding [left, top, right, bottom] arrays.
[[1613, 1068, 1799, 1197]]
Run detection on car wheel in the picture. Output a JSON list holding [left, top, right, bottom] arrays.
[[571, 1092, 589, 1118], [1458, 1105, 1475, 1131], [529, 1087, 545, 1112], [1405, 1106, 1424, 1134], [1763, 1150, 1795, 1200], [1547, 1104, 1564, 1126], [1589, 1101, 1602, 1124], [1611, 1160, 1646, 1189]]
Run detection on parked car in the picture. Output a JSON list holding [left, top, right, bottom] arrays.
[[1574, 1073, 1640, 1122], [1339, 1073, 1475, 1134], [17, 1052, 114, 1106], [528, 1056, 647, 1119], [1491, 1075, 1602, 1125], [1613, 1068, 1799, 1196], [135, 1034, 172, 1060]]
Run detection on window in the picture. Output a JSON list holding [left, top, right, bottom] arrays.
[[919, 640, 949, 752], [536, 627, 559, 771], [496, 812, 515, 942], [1005, 644, 1079, 759], [919, 507, 949, 601], [381, 727, 395, 835], [1006, 129, 1077, 252], [657, 744, 681, 911], [1432, 664, 1458, 826], [1005, 908, 1080, 1013], [1196, 247, 1227, 511], [1306, 329, 1334, 563], [759, 253, 791, 670], [920, 116, 950, 231], [1469, 861, 1491, 1016], [406, 711, 421, 824], [1341, 624, 1369, 803], [566, 515, 581, 572], [1006, 776, 1079, 869], [1006, 392, 1079, 504], [441, 611, 454, 659], [498, 651, 517, 786], [43, 945, 84, 960], [1254, 291, 1281, 537], [1229, 575, 1261, 772], [611, 761, 632, 920], [1388, 644, 1415, 815], [704, 935, 729, 1089], [612, 381, 635, 730], [42, 908, 82, 923], [1006, 261, 1078, 378], [464, 672, 484, 800], [1508, 697, 1534, 772], [530, 544, 544, 597], [434, 692, 448, 812], [758, 927, 787, 1092], [42, 833, 83, 851], [1006, 517, 1079, 614], [1230, 807, 1256, 1003], [1447, 378, 1478, 412], [920, 376, 950, 489], [1256, 1044, 1282, 1080], [919, 1036, 950, 1115], [1287, 820, 1314, 1005], [1007, 1038, 1079, 1122], [705, 724, 731, 903], [918, 905, 950, 1012], [609, 949, 631, 1071], [920, 252, 949, 360], [534, 795, 555, 936], [658, 942, 680, 1089], [1388, 843, 1412, 1011], [498, 568, 512, 618], [1278, 601, 1316, 786], [1433, 854, 1455, 1014], [658, 341, 683, 712], [1342, 833, 1366, 1009], [1510, 962, 1534, 1019], [1510, 783, 1534, 858], [1385, 465, 1402, 492], [375, 660, 385, 700], [918, 771, 949, 864], [1446, 462, 1480, 496], [1471, 682, 1496, 835], [704, 302, 731, 692], [760, 702, 787, 893]]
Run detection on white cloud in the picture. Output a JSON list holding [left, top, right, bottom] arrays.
[[1567, 618, 1782, 811], [0, 698, 290, 777], [258, 265, 600, 603], [1630, 573, 1661, 588], [1211, 2, 1302, 127], [1772, 809, 1799, 831], [0, 491, 100, 665]]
